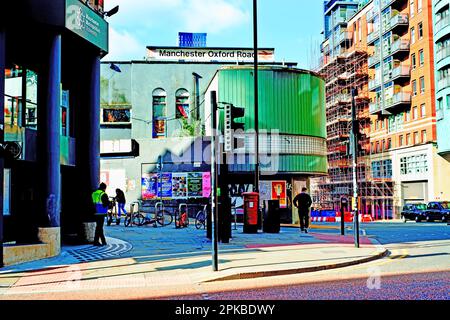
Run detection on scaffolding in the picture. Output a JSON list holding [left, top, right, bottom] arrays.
[[311, 43, 395, 220]]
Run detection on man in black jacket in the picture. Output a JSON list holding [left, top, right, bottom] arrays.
[[293, 187, 313, 233]]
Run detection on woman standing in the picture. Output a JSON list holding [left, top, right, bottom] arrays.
[[115, 188, 127, 218]]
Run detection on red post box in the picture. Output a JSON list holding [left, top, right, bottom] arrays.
[[243, 192, 259, 234]]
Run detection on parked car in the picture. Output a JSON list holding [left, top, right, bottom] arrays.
[[425, 202, 450, 223], [401, 203, 428, 223]]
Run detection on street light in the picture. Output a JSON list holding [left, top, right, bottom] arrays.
[[103, 5, 119, 18]]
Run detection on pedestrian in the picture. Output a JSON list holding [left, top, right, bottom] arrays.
[[115, 188, 127, 218], [91, 182, 109, 246], [293, 187, 313, 234]]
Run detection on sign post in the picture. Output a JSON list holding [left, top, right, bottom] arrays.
[[210, 91, 219, 271]]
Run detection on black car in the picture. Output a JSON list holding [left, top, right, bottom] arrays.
[[425, 202, 450, 222], [401, 203, 428, 223]]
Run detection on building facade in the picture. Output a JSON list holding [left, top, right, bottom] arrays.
[[1, 0, 108, 267], [314, 0, 450, 220], [100, 48, 328, 224], [433, 0, 450, 160]]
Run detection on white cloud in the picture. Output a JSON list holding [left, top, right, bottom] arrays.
[[105, 27, 145, 61]]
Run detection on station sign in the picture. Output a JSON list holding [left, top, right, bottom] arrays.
[[65, 0, 109, 52], [146, 47, 275, 63]]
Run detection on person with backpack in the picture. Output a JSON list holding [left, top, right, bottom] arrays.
[[293, 187, 313, 234]]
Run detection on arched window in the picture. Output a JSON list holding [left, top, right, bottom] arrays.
[[175, 89, 190, 119], [152, 88, 167, 139]]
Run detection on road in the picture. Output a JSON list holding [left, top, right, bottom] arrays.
[[164, 222, 450, 300]]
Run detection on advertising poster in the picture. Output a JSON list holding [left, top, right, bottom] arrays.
[[259, 181, 272, 202], [188, 172, 203, 198], [141, 173, 158, 200], [271, 181, 287, 208], [172, 173, 188, 199], [202, 172, 211, 198], [156, 173, 173, 198]]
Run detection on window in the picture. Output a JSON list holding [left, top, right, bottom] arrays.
[[413, 106, 418, 120], [358, 18, 362, 42], [410, 0, 415, 18], [175, 89, 190, 119], [420, 77, 425, 94], [419, 49, 424, 66], [387, 139, 392, 150], [418, 0, 422, 12], [414, 132, 419, 144], [376, 141, 380, 153], [382, 140, 386, 151], [407, 133, 411, 145], [418, 23, 423, 40], [411, 53, 416, 70], [447, 95, 450, 109], [412, 80, 417, 96], [421, 104, 426, 118], [152, 88, 167, 139], [399, 135, 404, 147], [411, 27, 415, 44], [438, 98, 444, 110], [422, 130, 427, 143], [102, 109, 131, 124], [400, 154, 429, 175], [372, 160, 393, 179], [406, 109, 411, 121]]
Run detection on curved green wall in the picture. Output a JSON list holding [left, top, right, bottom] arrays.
[[218, 66, 327, 175]]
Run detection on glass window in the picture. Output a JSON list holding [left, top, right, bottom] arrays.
[[422, 130, 427, 143], [420, 77, 425, 94], [419, 49, 424, 66], [447, 95, 450, 109], [102, 109, 131, 124], [412, 80, 417, 96], [418, 0, 422, 12], [175, 89, 190, 119], [411, 27, 415, 44], [421, 104, 426, 118], [152, 88, 167, 139], [418, 23, 423, 40], [411, 53, 416, 70], [399, 135, 404, 147], [438, 98, 444, 110], [410, 0, 415, 18], [413, 106, 418, 120], [414, 132, 419, 144], [407, 133, 411, 145]]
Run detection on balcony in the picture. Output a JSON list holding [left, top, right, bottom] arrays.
[[387, 39, 410, 58], [391, 65, 411, 81], [385, 13, 409, 34], [436, 46, 450, 63], [435, 15, 450, 35], [367, 30, 380, 45], [369, 78, 382, 91], [385, 92, 412, 111], [370, 101, 382, 114], [438, 77, 450, 91], [381, 0, 396, 10], [368, 54, 380, 67]]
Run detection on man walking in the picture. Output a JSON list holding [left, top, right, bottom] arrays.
[[91, 183, 109, 246], [293, 187, 313, 234]]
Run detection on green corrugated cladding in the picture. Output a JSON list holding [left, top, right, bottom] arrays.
[[218, 67, 328, 175]]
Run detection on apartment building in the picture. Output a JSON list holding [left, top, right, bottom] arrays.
[[367, 0, 450, 208], [433, 0, 450, 160]]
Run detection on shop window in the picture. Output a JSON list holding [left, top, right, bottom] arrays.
[[175, 89, 190, 119], [152, 88, 167, 139]]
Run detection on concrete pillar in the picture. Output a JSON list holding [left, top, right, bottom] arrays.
[[75, 52, 101, 221], [0, 28, 6, 267], [37, 34, 62, 228]]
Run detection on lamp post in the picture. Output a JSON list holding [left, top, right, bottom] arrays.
[[253, 0, 260, 193]]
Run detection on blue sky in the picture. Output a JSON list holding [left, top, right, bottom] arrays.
[[104, 0, 324, 69]]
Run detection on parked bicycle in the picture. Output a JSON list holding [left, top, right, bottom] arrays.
[[124, 201, 173, 227], [195, 204, 208, 230], [106, 197, 121, 226]]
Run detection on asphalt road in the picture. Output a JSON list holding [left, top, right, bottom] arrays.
[[165, 222, 450, 300]]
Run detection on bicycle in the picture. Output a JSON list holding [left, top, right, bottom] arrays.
[[124, 201, 173, 227], [106, 197, 121, 226], [195, 204, 208, 230], [175, 203, 190, 229]]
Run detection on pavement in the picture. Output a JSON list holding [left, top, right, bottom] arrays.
[[0, 222, 388, 299]]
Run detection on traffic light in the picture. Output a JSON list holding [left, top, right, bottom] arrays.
[[224, 104, 245, 152]]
